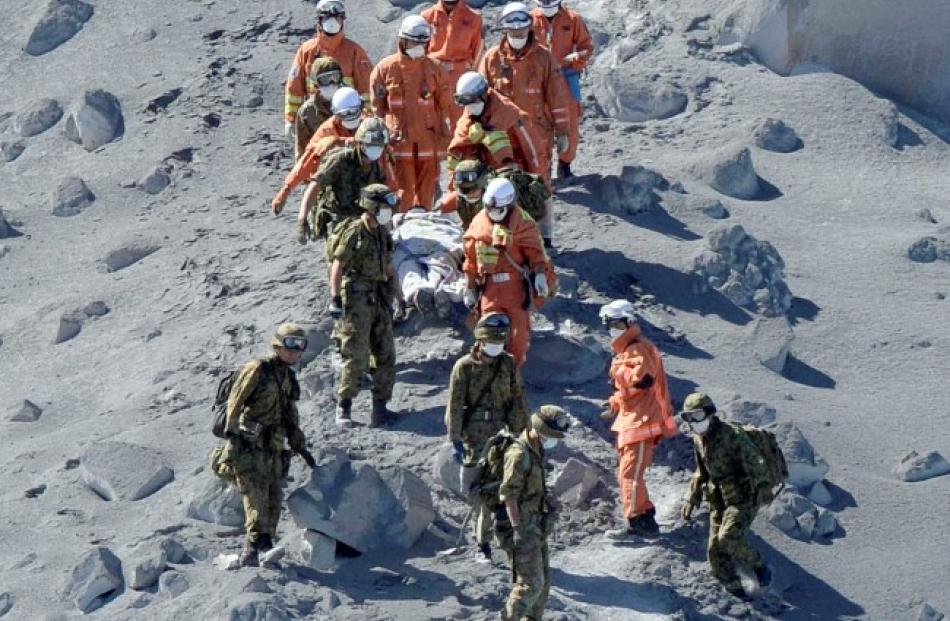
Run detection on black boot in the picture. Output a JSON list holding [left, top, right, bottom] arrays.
[[477, 542, 491, 564], [257, 535, 273, 553], [630, 508, 660, 537], [557, 160, 574, 179], [755, 564, 772, 587], [335, 398, 354, 428], [239, 540, 260, 568], [370, 398, 393, 428]]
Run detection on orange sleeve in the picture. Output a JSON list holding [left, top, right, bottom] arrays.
[[284, 45, 310, 124], [369, 62, 388, 119], [470, 12, 484, 65], [352, 44, 374, 100], [572, 13, 594, 70], [544, 53, 571, 134], [462, 235, 479, 281], [283, 144, 321, 191]]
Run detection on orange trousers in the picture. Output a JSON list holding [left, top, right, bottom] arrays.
[[479, 274, 530, 367], [392, 144, 440, 210], [618, 440, 655, 520]]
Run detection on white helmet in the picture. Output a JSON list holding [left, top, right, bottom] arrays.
[[455, 71, 488, 103], [536, 0, 562, 7], [599, 299, 637, 323], [484, 178, 517, 208], [501, 2, 533, 29], [331, 87, 362, 115], [399, 15, 432, 42], [316, 0, 345, 17]]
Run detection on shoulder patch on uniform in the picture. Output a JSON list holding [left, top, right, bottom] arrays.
[[374, 83, 388, 98]]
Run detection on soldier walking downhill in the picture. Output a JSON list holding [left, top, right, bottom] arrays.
[[223, 323, 317, 567], [445, 312, 528, 563]]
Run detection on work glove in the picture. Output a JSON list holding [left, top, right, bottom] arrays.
[[463, 288, 478, 309], [563, 52, 582, 65], [681, 499, 697, 521], [556, 132, 569, 155], [393, 299, 408, 323], [533, 273, 549, 297], [467, 122, 486, 145], [298, 449, 316, 469], [328, 295, 343, 318], [272, 186, 291, 216], [296, 220, 311, 245], [452, 441, 465, 463], [598, 400, 616, 422], [283, 121, 294, 141]]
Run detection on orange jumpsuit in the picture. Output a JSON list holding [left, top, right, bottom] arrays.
[[532, 7, 594, 165], [371, 52, 453, 210], [478, 34, 571, 184], [447, 89, 544, 180], [421, 0, 484, 126], [284, 31, 373, 124], [607, 324, 677, 520], [282, 115, 357, 193], [462, 207, 554, 366]]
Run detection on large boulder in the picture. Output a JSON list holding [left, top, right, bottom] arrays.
[[63, 89, 124, 151], [379, 467, 436, 547], [297, 530, 336, 571], [51, 177, 95, 217], [747, 317, 793, 374], [186, 477, 245, 527], [431, 442, 464, 498], [894, 451, 950, 482], [522, 331, 608, 387], [81, 441, 174, 501], [691, 145, 760, 200], [770, 422, 830, 489], [15, 98, 63, 137], [592, 68, 688, 122], [64, 547, 123, 613], [24, 0, 94, 56]]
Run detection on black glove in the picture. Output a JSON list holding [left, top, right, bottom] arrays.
[[633, 374, 655, 390], [328, 295, 343, 318], [452, 441, 465, 463], [298, 449, 316, 469]]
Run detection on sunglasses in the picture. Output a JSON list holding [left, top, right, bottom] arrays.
[[680, 409, 709, 424], [315, 71, 342, 87], [454, 93, 482, 106], [282, 336, 308, 351]]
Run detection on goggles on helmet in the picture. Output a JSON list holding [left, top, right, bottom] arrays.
[[482, 314, 511, 328], [337, 106, 361, 122], [454, 168, 483, 185], [281, 335, 308, 351], [315, 70, 342, 87], [362, 190, 400, 206]]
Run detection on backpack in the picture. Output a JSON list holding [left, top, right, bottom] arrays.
[[493, 167, 550, 223], [210, 360, 271, 439], [472, 430, 531, 508], [731, 423, 788, 507]]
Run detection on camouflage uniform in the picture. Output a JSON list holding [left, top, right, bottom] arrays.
[[686, 417, 770, 591], [498, 431, 550, 621], [294, 97, 333, 161], [223, 354, 306, 547], [332, 215, 396, 402], [314, 146, 389, 236], [445, 346, 528, 544]]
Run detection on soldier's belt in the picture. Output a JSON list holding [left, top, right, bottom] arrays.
[[347, 281, 384, 293], [467, 409, 506, 422]]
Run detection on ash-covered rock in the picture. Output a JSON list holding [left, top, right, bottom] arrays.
[[8, 399, 43, 423], [186, 477, 245, 527], [0, 209, 18, 238], [722, 399, 777, 426], [63, 89, 124, 151], [908, 228, 950, 263], [51, 176, 95, 217], [63, 547, 123, 613], [522, 331, 608, 387], [771, 422, 830, 489], [753, 118, 801, 153], [690, 145, 760, 199], [747, 316, 793, 373], [81, 441, 174, 501], [592, 67, 688, 122], [765, 490, 839, 541], [894, 451, 950, 482], [1, 140, 26, 162], [596, 165, 670, 217], [15, 98, 63, 137], [24, 0, 93, 56], [692, 224, 792, 316]]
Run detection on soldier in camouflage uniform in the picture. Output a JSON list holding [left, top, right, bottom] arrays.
[[680, 392, 772, 599], [294, 57, 343, 160], [223, 323, 317, 567], [329, 184, 402, 428], [499, 405, 571, 621], [445, 312, 528, 562]]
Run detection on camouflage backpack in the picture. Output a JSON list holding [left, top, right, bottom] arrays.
[[210, 360, 272, 439], [493, 167, 550, 222], [730, 423, 788, 507]]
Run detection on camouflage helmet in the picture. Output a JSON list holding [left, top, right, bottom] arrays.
[[355, 116, 390, 146], [682, 392, 717, 416], [359, 183, 399, 212], [309, 56, 343, 85], [531, 405, 571, 439], [271, 322, 308, 350], [473, 312, 510, 342], [454, 159, 488, 191]]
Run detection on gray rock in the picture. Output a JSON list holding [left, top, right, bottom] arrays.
[[918, 603, 945, 621], [63, 89, 124, 151], [298, 530, 336, 571], [1, 141, 26, 162], [377, 6, 402, 22], [102, 241, 159, 272], [523, 332, 607, 387], [226, 595, 291, 621], [0, 592, 13, 617], [916, 208, 938, 224], [64, 547, 123, 614], [908, 230, 950, 263], [127, 549, 166, 590], [592, 69, 688, 122], [9, 399, 43, 422], [83, 301, 110, 317], [747, 317, 793, 374], [706, 224, 748, 252], [186, 477, 245, 526], [81, 441, 174, 501], [158, 571, 189, 598], [24, 0, 94, 56], [807, 480, 833, 506], [699, 146, 760, 200], [894, 451, 950, 482], [702, 200, 729, 219], [723, 400, 777, 426], [51, 176, 95, 217], [158, 538, 187, 564], [815, 507, 838, 538], [765, 490, 816, 535], [138, 168, 171, 195], [54, 313, 82, 344], [598, 165, 669, 216], [242, 576, 273, 594], [752, 118, 800, 153], [0, 209, 17, 238], [551, 458, 610, 507], [15, 98, 63, 137], [379, 467, 435, 547], [127, 593, 152, 609], [432, 442, 464, 498], [796, 510, 816, 539], [770, 422, 830, 489]]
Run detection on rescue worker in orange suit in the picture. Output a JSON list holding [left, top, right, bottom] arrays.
[[531, 0, 594, 179], [447, 71, 544, 183], [283, 0, 373, 139], [478, 2, 571, 187], [421, 0, 484, 126], [462, 178, 556, 367], [371, 15, 454, 211], [598, 299, 678, 539]]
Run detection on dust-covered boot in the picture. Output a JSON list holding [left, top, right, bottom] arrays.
[[557, 160, 574, 179], [476, 542, 492, 565], [630, 508, 660, 537], [335, 398, 354, 428], [370, 398, 395, 428], [239, 540, 260, 568]]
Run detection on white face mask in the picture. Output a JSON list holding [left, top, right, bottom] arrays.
[[507, 35, 528, 50], [487, 205, 508, 222], [321, 18, 342, 35], [541, 5, 560, 17], [342, 116, 361, 130], [464, 102, 485, 116], [363, 145, 384, 161], [542, 437, 559, 451], [690, 419, 711, 436], [319, 85, 338, 100], [376, 208, 393, 225], [482, 342, 505, 357], [609, 327, 626, 340], [404, 45, 426, 59]]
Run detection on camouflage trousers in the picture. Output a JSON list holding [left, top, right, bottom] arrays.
[[230, 441, 285, 545], [503, 524, 550, 621], [334, 286, 395, 401], [708, 503, 764, 589]]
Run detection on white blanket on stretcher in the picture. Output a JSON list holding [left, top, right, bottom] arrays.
[[391, 211, 466, 304]]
